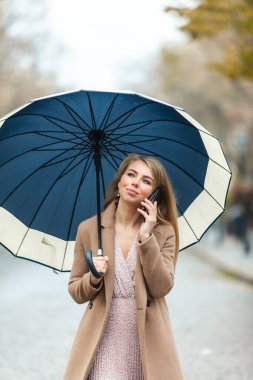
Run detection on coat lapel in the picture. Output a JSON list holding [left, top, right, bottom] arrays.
[[134, 226, 162, 310], [101, 226, 115, 307], [100, 201, 117, 309]]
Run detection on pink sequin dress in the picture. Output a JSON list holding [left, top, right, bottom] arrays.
[[88, 237, 144, 380]]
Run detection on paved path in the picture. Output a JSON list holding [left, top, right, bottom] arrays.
[[0, 249, 81, 380], [0, 246, 253, 380], [193, 229, 253, 285], [169, 250, 253, 380]]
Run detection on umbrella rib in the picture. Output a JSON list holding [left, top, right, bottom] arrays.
[[102, 101, 153, 132], [104, 142, 204, 188], [105, 134, 230, 173], [106, 120, 153, 134], [106, 148, 141, 161], [15, 151, 92, 257], [54, 97, 93, 131], [35, 132, 83, 144], [41, 149, 88, 169], [9, 112, 92, 141], [6, 113, 91, 142], [116, 122, 162, 140], [102, 144, 141, 169], [0, 130, 80, 144], [102, 148, 122, 171], [10, 113, 82, 130], [106, 119, 157, 131], [0, 130, 92, 153], [44, 115, 90, 139], [106, 117, 214, 139], [86, 92, 99, 130], [34, 132, 93, 151], [177, 203, 202, 240], [104, 116, 230, 174], [0, 136, 85, 169], [56, 103, 84, 131], [0, 130, 88, 143], [178, 206, 225, 251], [106, 121, 153, 135], [0, 140, 84, 205], [53, 150, 92, 182], [99, 94, 120, 130], [104, 108, 140, 135], [79, 156, 95, 188], [108, 137, 161, 145], [62, 154, 94, 269], [35, 146, 91, 153], [181, 214, 199, 240], [57, 150, 91, 179]]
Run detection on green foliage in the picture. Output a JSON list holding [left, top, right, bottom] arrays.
[[166, 0, 253, 80]]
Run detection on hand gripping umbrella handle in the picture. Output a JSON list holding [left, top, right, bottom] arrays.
[[85, 250, 103, 278]]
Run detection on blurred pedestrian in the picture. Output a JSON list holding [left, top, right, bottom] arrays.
[[64, 154, 184, 380], [227, 194, 251, 253]]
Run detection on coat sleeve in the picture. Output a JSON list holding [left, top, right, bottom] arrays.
[[137, 224, 176, 298], [68, 222, 103, 304]]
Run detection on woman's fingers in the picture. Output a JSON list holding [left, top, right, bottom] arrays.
[[137, 207, 148, 217], [92, 256, 109, 274], [143, 198, 153, 205], [140, 199, 157, 212], [90, 256, 109, 286], [137, 199, 158, 239], [138, 200, 157, 219], [94, 256, 109, 261], [143, 198, 157, 209]]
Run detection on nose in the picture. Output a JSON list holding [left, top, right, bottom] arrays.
[[131, 177, 139, 187]]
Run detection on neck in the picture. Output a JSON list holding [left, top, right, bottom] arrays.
[[115, 198, 142, 228]]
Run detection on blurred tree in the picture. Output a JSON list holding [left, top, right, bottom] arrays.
[[165, 0, 253, 80], [141, 39, 253, 181], [0, 0, 61, 116]]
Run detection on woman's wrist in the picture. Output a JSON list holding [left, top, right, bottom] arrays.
[[138, 232, 151, 243]]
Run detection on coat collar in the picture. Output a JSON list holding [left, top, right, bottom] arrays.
[[101, 200, 118, 228]]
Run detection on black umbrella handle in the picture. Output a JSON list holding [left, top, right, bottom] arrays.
[[85, 250, 103, 278]]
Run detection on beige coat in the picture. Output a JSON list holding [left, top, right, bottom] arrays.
[[64, 201, 184, 380]]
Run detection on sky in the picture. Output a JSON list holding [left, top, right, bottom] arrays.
[[45, 0, 185, 90]]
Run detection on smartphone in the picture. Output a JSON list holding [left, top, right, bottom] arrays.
[[148, 188, 161, 203], [142, 187, 161, 213]]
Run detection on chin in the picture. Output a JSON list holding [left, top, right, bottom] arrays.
[[122, 195, 139, 204]]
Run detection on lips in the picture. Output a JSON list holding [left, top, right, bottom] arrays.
[[126, 188, 138, 195]]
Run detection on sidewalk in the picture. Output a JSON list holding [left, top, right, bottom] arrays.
[[188, 229, 253, 286]]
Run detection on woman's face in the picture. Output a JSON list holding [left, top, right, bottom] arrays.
[[118, 160, 155, 204]]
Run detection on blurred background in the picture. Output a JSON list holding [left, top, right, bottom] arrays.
[[0, 1, 252, 379]]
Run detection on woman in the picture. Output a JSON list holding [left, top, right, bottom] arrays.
[[64, 154, 184, 380]]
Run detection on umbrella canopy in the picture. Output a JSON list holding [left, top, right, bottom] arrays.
[[0, 89, 231, 271]]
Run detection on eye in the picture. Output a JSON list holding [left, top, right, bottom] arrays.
[[127, 172, 134, 177], [143, 179, 151, 185]]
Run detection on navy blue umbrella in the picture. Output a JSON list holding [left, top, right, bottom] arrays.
[[0, 90, 231, 272]]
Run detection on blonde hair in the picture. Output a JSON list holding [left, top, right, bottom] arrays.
[[104, 154, 179, 258]]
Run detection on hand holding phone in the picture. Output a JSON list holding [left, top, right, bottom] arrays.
[[138, 188, 160, 241], [142, 188, 161, 214]]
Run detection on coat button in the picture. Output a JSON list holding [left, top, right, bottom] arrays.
[[147, 299, 151, 307], [89, 302, 93, 309]]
